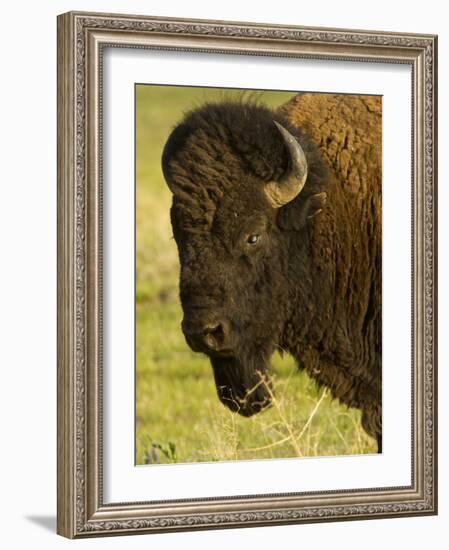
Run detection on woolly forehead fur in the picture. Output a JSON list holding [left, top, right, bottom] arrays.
[[161, 100, 314, 228]]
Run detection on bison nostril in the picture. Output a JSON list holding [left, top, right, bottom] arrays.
[[204, 323, 226, 349], [181, 316, 230, 353]]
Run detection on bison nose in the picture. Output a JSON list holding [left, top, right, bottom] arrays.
[[182, 317, 230, 354], [203, 322, 229, 351]]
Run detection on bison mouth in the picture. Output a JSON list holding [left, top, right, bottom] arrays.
[[180, 309, 274, 416], [211, 355, 273, 417]]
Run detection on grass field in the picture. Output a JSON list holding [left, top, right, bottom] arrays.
[[135, 84, 377, 465]]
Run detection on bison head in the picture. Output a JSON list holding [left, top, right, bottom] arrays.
[[161, 101, 326, 417]]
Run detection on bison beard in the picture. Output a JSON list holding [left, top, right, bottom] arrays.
[[211, 352, 273, 417], [161, 94, 382, 451]]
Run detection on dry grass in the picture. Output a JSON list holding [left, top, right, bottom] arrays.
[[193, 370, 374, 463]]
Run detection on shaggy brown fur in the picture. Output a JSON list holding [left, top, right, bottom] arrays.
[[280, 94, 382, 444], [161, 93, 382, 451]]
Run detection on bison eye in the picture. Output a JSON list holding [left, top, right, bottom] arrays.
[[247, 234, 260, 245]]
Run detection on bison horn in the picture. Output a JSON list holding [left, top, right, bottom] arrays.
[[264, 121, 308, 208]]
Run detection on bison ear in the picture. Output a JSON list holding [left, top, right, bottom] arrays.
[[277, 192, 327, 230]]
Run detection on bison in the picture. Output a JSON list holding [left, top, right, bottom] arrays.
[[161, 93, 382, 452]]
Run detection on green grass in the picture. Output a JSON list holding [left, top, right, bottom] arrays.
[[135, 84, 377, 465]]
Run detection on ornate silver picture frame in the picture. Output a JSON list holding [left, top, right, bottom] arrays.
[[57, 11, 437, 538]]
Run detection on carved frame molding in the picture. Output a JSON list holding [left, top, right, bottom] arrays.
[[57, 11, 437, 538]]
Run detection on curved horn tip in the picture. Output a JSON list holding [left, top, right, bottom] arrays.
[[273, 121, 307, 165], [264, 120, 308, 208]]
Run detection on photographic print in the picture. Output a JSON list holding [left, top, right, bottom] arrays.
[[135, 85, 382, 465]]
